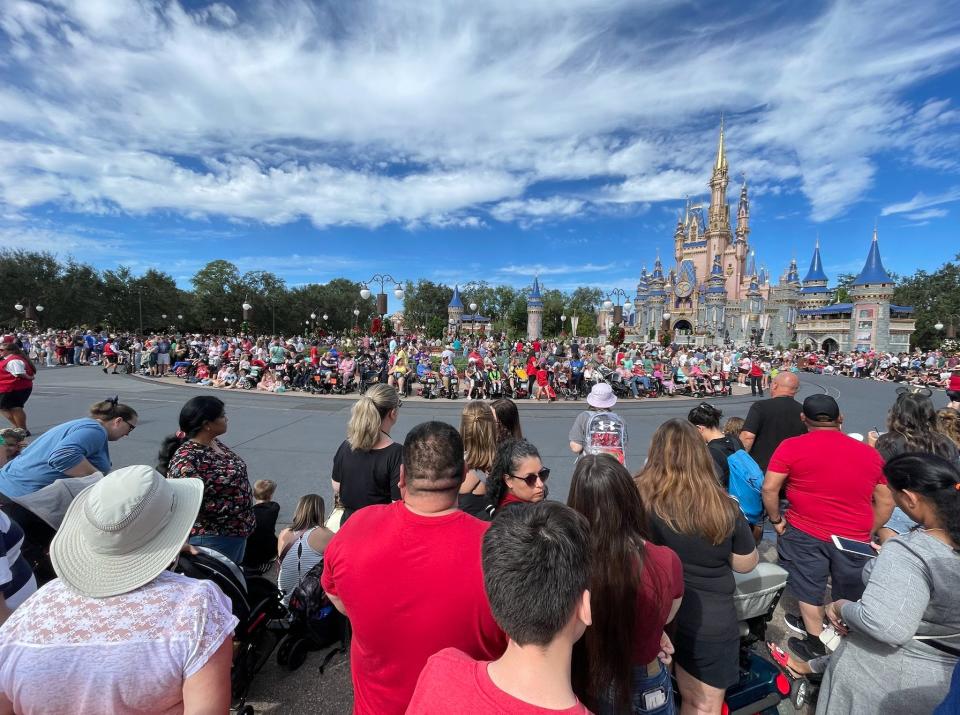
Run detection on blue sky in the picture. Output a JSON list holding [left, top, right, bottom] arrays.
[[2, 0, 960, 298]]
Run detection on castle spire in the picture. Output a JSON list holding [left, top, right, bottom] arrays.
[[852, 227, 893, 286], [803, 241, 828, 284], [715, 113, 726, 172]]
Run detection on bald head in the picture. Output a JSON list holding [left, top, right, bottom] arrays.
[[771, 371, 799, 396]]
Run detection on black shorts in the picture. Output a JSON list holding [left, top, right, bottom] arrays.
[[777, 525, 869, 606], [0, 387, 32, 410], [947, 390, 960, 402]]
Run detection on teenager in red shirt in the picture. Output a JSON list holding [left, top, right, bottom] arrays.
[[407, 501, 592, 715], [321, 421, 506, 714]]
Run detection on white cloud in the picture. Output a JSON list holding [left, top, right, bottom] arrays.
[[904, 208, 948, 221], [497, 262, 619, 276], [881, 186, 960, 215], [0, 0, 958, 229]]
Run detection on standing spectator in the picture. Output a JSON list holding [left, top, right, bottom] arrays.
[[158, 396, 256, 564], [0, 336, 35, 434], [739, 372, 806, 472], [762, 394, 893, 661], [814, 454, 960, 714], [491, 397, 523, 442], [748, 358, 764, 396], [155, 335, 171, 376], [486, 438, 548, 514], [635, 419, 759, 714], [321, 421, 506, 715], [568, 455, 683, 714], [330, 384, 402, 527], [407, 501, 592, 714], [457, 401, 497, 520], [568, 383, 628, 463]]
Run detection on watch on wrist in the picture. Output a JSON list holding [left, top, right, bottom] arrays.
[[769, 515, 783, 525]]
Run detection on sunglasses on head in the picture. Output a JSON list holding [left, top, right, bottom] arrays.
[[507, 467, 550, 488]]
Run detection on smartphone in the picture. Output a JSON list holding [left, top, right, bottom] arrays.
[[831, 535, 878, 558]]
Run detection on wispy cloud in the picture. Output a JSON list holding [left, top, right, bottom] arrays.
[[905, 208, 948, 221], [881, 187, 960, 216], [0, 0, 958, 231], [497, 263, 619, 276]]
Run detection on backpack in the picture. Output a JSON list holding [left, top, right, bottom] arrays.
[[726, 450, 765, 524], [286, 541, 346, 650], [584, 411, 627, 464]]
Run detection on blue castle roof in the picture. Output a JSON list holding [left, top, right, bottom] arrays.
[[448, 285, 464, 310], [852, 229, 894, 285], [527, 276, 543, 307], [803, 241, 828, 284]]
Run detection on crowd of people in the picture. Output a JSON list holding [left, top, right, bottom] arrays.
[[1, 325, 960, 714]]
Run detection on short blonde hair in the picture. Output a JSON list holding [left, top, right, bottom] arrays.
[[253, 479, 277, 501]]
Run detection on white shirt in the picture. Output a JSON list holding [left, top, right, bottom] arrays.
[[2, 357, 26, 377], [0, 571, 237, 715]]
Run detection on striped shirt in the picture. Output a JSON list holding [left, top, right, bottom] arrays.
[[278, 528, 325, 605], [1, 510, 36, 609]]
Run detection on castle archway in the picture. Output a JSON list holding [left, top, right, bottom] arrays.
[[673, 319, 693, 333], [822, 337, 839, 355]]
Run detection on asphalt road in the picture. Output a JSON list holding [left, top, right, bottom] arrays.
[[19, 367, 943, 714]]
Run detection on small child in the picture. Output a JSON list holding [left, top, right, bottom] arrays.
[[723, 416, 745, 440], [243, 479, 280, 573], [536, 365, 555, 401]]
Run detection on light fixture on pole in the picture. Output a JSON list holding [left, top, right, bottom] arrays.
[[242, 297, 253, 322], [353, 307, 360, 328], [603, 289, 632, 326], [359, 274, 404, 318], [560, 313, 567, 335]]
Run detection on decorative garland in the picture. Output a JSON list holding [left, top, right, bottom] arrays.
[[610, 325, 626, 347]]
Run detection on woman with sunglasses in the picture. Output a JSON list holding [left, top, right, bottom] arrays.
[[486, 438, 549, 514]]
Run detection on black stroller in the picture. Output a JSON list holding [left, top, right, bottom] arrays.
[[176, 547, 286, 715]]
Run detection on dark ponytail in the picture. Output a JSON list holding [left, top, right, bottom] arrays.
[[687, 402, 722, 430], [883, 453, 960, 553], [156, 396, 225, 475]]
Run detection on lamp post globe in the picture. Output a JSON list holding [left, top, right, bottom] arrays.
[[323, 314, 328, 321], [177, 314, 183, 320], [14, 303, 23, 311], [161, 314, 167, 320], [36, 305, 44, 312], [560, 314, 566, 322], [353, 308, 360, 317], [603, 299, 613, 310], [359, 286, 371, 300], [623, 299, 633, 312], [310, 312, 316, 320], [223, 317, 229, 323], [935, 322, 945, 331], [242, 302, 252, 312], [394, 287, 404, 300], [469, 302, 477, 312]]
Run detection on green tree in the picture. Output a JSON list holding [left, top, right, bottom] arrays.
[[893, 254, 960, 349], [403, 280, 453, 330], [191, 260, 241, 326], [567, 286, 602, 337]]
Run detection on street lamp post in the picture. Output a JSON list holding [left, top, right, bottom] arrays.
[[934, 314, 959, 339], [14, 300, 44, 323], [560, 313, 567, 336], [602, 289, 633, 328], [353, 307, 360, 329], [661, 311, 672, 343], [359, 274, 404, 319]]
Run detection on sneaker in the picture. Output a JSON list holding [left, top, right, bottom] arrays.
[[788, 635, 827, 661], [783, 613, 807, 635]]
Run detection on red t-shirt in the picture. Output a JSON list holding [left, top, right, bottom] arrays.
[[768, 430, 886, 542], [536, 368, 550, 387], [633, 542, 684, 663], [407, 647, 592, 715], [749, 362, 763, 377], [322, 501, 507, 715], [310, 346, 319, 365]]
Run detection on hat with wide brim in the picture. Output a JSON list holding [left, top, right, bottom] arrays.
[[50, 465, 203, 598], [587, 382, 617, 409]]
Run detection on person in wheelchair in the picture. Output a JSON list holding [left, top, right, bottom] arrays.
[[439, 355, 457, 395], [387, 344, 409, 395]]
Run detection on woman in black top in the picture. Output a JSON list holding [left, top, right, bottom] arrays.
[[635, 419, 758, 714], [688, 402, 744, 488], [330, 383, 402, 526]]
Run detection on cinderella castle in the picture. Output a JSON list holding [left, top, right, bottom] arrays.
[[609, 122, 916, 353]]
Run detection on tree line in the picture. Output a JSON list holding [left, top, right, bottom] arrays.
[[3, 248, 955, 347]]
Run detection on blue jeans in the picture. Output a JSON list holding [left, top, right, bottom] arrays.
[[629, 376, 652, 397], [189, 535, 246, 565], [597, 661, 676, 715]]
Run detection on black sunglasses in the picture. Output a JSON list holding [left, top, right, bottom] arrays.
[[507, 467, 550, 488]]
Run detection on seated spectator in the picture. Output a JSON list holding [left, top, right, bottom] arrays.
[[0, 465, 234, 715], [635, 419, 759, 714], [277, 494, 333, 605], [321, 421, 506, 714], [0, 428, 26, 469], [762, 394, 893, 661], [486, 438, 548, 514], [242, 479, 280, 573], [1, 508, 36, 626], [408, 501, 592, 714], [567, 455, 683, 714], [813, 453, 960, 714]]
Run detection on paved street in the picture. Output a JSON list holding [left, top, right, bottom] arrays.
[[18, 367, 948, 714]]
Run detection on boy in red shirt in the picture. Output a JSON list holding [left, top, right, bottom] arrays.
[[321, 422, 506, 714], [407, 501, 593, 714]]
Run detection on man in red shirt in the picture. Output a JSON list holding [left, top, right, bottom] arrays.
[[762, 394, 893, 661], [407, 501, 593, 715], [321, 421, 506, 714]]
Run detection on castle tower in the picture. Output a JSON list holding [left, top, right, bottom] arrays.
[[849, 228, 896, 351], [707, 119, 730, 232], [448, 285, 464, 334], [704, 254, 729, 338], [734, 179, 750, 247], [798, 239, 833, 310], [647, 257, 668, 338], [769, 258, 801, 347], [674, 211, 685, 265], [633, 266, 650, 333], [526, 276, 544, 340]]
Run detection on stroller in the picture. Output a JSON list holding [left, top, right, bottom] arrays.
[[419, 372, 440, 399], [555, 371, 577, 400], [717, 562, 806, 712], [176, 547, 286, 715]]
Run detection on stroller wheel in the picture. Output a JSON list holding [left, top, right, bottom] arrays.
[[240, 706, 255, 715]]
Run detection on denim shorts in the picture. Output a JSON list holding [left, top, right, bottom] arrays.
[[597, 661, 676, 715], [189, 534, 246, 565]]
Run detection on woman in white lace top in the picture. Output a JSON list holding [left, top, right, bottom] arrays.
[[0, 465, 236, 715]]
